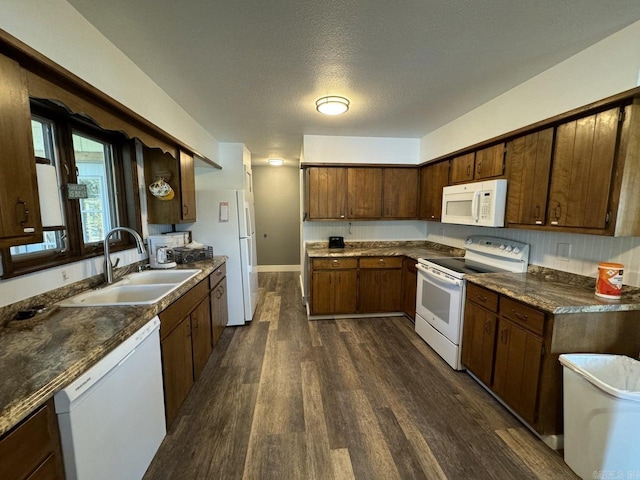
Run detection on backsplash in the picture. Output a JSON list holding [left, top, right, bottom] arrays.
[[303, 221, 428, 242], [425, 222, 640, 287]]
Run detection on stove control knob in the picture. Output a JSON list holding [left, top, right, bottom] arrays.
[[499, 244, 506, 250], [506, 245, 513, 252], [513, 247, 521, 254]]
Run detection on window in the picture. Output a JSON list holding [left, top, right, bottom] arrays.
[[1, 101, 141, 277]]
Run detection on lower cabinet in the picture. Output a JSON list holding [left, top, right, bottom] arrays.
[[0, 399, 65, 480], [310, 258, 358, 315], [402, 257, 417, 320], [358, 257, 402, 313], [210, 264, 228, 346], [461, 299, 497, 386]]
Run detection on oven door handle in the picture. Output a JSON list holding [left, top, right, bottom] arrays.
[[416, 263, 462, 287]]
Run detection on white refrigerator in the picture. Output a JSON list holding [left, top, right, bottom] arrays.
[[189, 189, 258, 325]]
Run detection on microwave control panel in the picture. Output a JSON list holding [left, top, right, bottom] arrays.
[[479, 192, 492, 220]]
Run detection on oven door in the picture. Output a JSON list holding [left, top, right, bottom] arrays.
[[415, 263, 464, 344]]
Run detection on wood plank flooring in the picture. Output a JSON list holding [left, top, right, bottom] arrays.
[[144, 272, 578, 480]]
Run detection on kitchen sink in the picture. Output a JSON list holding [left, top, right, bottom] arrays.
[[58, 269, 201, 307]]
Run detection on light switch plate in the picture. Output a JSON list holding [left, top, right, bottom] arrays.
[[557, 242, 571, 261]]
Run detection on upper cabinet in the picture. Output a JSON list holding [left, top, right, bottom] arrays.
[[382, 168, 419, 218], [179, 150, 197, 222], [474, 143, 506, 180], [506, 128, 553, 226], [0, 54, 43, 248], [419, 160, 450, 221], [305, 167, 348, 220], [347, 167, 383, 219], [450, 152, 475, 184]]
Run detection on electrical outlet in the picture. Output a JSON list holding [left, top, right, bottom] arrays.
[[61, 270, 69, 281], [556, 242, 571, 262]]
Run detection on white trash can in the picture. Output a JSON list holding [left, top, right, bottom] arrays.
[[559, 354, 640, 480]]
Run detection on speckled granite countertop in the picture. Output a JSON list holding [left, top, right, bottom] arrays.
[[466, 265, 640, 314], [0, 257, 226, 436], [306, 240, 465, 260]]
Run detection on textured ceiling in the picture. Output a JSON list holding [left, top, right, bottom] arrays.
[[66, 0, 640, 165]]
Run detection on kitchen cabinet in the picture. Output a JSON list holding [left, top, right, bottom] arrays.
[[474, 143, 505, 180], [305, 167, 348, 220], [419, 160, 450, 221], [505, 128, 553, 226], [209, 263, 228, 346], [0, 399, 64, 480], [382, 168, 419, 218], [0, 54, 43, 249], [402, 257, 418, 320], [347, 168, 383, 219], [159, 278, 211, 427], [449, 153, 475, 184], [358, 257, 403, 313], [547, 107, 620, 230], [179, 150, 197, 222], [310, 258, 358, 315], [461, 284, 498, 386]]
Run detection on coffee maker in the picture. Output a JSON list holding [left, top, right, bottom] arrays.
[[147, 233, 189, 269]]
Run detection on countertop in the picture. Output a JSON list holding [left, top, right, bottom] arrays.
[[306, 240, 465, 260], [466, 265, 640, 314], [0, 257, 226, 436]]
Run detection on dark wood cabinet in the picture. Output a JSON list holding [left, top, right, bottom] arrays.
[[402, 257, 417, 320], [450, 152, 475, 184], [190, 297, 212, 379], [474, 143, 505, 180], [506, 128, 553, 226], [358, 257, 402, 313], [461, 284, 498, 386], [0, 54, 43, 248], [0, 400, 64, 480], [160, 318, 194, 428], [210, 264, 228, 346], [382, 168, 419, 218], [179, 150, 196, 222], [305, 167, 348, 220], [419, 160, 450, 220], [347, 168, 383, 219], [310, 258, 358, 315], [547, 107, 620, 230]]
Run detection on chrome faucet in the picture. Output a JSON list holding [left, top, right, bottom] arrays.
[[103, 227, 146, 284]]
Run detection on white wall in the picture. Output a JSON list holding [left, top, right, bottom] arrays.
[[420, 20, 640, 287], [303, 135, 420, 165]]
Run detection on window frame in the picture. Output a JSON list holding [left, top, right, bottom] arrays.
[[0, 100, 142, 278]]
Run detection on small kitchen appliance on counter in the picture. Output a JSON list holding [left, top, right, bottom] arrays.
[[147, 233, 189, 269], [328, 236, 345, 249]]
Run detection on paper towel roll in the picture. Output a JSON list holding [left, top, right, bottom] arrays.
[[36, 163, 64, 227]]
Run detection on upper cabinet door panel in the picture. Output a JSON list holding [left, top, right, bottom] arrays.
[[547, 107, 620, 229], [450, 153, 475, 184], [382, 168, 419, 218], [179, 150, 196, 222], [306, 167, 347, 220], [0, 54, 42, 247], [419, 160, 450, 220], [475, 143, 505, 179], [506, 128, 553, 226], [347, 168, 382, 219]]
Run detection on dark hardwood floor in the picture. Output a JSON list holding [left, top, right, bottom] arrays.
[[144, 272, 577, 479]]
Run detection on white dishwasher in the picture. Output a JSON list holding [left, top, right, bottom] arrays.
[[54, 316, 166, 480]]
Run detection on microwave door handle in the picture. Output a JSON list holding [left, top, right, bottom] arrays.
[[416, 263, 461, 287], [472, 190, 481, 223]]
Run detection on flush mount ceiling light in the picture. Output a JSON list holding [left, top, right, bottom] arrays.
[[267, 158, 284, 166], [315, 96, 350, 115]]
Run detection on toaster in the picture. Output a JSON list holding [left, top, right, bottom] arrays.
[[328, 236, 345, 249]]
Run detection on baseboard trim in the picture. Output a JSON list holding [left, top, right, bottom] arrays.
[[256, 264, 301, 272]]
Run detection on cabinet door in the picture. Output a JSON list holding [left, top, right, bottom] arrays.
[[474, 143, 505, 180], [311, 270, 357, 315], [306, 167, 347, 219], [382, 168, 419, 218], [210, 277, 228, 346], [402, 257, 417, 319], [161, 319, 194, 427], [506, 128, 553, 225], [419, 160, 450, 220], [461, 302, 497, 386], [179, 150, 196, 222], [450, 153, 475, 184], [347, 168, 383, 218], [191, 297, 212, 379], [0, 54, 43, 248], [547, 107, 620, 229], [358, 269, 402, 313], [493, 318, 543, 425]]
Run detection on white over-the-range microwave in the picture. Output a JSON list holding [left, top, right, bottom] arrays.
[[441, 179, 507, 227]]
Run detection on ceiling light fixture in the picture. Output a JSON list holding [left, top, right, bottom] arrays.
[[268, 158, 284, 166], [315, 96, 350, 115]]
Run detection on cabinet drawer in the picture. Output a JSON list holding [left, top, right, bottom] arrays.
[[466, 283, 499, 312], [0, 404, 55, 480], [312, 258, 358, 269], [500, 297, 545, 336], [160, 279, 209, 339], [359, 257, 403, 269], [209, 264, 226, 289]]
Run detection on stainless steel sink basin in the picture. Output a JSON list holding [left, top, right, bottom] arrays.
[[59, 269, 201, 307]]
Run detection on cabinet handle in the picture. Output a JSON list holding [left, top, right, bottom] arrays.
[[476, 162, 481, 175], [551, 204, 561, 225], [513, 310, 528, 322], [183, 204, 189, 216], [484, 321, 491, 334], [378, 259, 385, 263], [475, 294, 487, 302], [500, 329, 508, 343], [534, 205, 540, 220], [466, 165, 471, 176], [16, 198, 29, 226]]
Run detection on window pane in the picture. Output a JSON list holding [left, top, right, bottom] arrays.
[[73, 133, 119, 244], [10, 117, 66, 258]]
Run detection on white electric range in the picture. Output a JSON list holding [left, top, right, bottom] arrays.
[[415, 236, 530, 370]]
